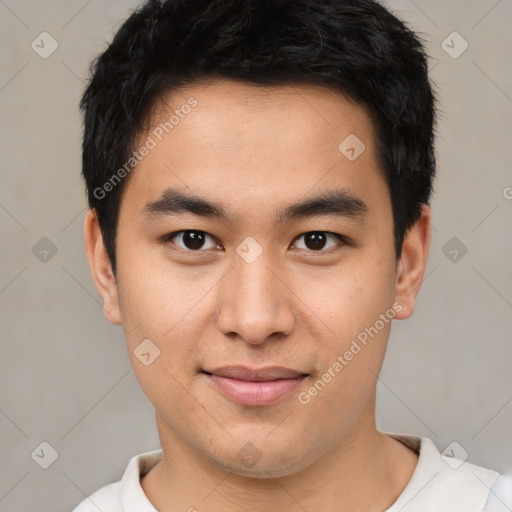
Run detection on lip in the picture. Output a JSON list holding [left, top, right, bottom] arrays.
[[202, 366, 308, 406]]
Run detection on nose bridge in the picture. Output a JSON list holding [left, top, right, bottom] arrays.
[[216, 248, 295, 344]]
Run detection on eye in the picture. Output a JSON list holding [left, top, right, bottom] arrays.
[[162, 230, 347, 254], [164, 230, 221, 251], [291, 231, 346, 252]]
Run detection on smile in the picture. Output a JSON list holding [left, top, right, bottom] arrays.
[[201, 366, 309, 406]]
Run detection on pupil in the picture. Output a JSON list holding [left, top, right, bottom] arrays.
[[305, 232, 326, 250], [184, 231, 205, 250], [181, 231, 328, 251]]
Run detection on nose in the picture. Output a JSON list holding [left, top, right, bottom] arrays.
[[216, 251, 296, 346]]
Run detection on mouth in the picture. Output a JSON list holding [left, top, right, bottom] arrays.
[[201, 366, 309, 406]]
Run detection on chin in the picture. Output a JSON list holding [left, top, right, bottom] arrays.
[[205, 438, 314, 480], [221, 457, 306, 479]]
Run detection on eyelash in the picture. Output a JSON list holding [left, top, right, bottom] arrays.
[[161, 230, 349, 254]]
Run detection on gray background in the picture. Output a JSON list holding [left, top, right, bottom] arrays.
[[0, 1, 511, 510]]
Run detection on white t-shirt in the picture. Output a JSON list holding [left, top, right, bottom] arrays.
[[72, 433, 512, 511]]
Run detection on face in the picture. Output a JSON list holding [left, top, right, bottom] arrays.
[[86, 79, 430, 478]]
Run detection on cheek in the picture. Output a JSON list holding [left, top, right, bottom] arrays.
[[114, 255, 208, 405], [295, 265, 396, 425], [293, 253, 396, 339], [116, 238, 191, 331], [114, 241, 224, 369], [292, 253, 397, 405]]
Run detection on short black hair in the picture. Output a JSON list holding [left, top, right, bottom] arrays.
[[80, 0, 437, 276]]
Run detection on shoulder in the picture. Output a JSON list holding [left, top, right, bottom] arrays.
[[384, 433, 507, 512], [71, 481, 122, 512], [483, 473, 512, 511], [70, 449, 162, 512]]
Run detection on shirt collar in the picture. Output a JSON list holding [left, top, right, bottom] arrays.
[[384, 432, 499, 512], [118, 434, 498, 512], [120, 448, 162, 511]]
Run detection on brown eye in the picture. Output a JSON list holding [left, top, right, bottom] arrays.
[[165, 230, 219, 251], [292, 231, 344, 252]]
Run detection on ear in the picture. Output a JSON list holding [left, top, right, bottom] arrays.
[[84, 209, 122, 325], [394, 204, 432, 320]]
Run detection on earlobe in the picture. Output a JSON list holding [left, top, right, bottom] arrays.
[[394, 204, 432, 320], [84, 209, 122, 325]]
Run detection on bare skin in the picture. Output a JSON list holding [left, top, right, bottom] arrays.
[[85, 79, 430, 511]]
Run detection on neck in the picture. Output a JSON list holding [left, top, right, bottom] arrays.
[[141, 401, 418, 512]]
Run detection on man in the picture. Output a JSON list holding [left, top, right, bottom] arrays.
[[74, 0, 511, 510]]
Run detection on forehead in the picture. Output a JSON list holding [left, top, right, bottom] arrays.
[[148, 79, 376, 154], [120, 79, 388, 222]]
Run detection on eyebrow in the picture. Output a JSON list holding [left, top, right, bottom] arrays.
[[143, 187, 368, 224]]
